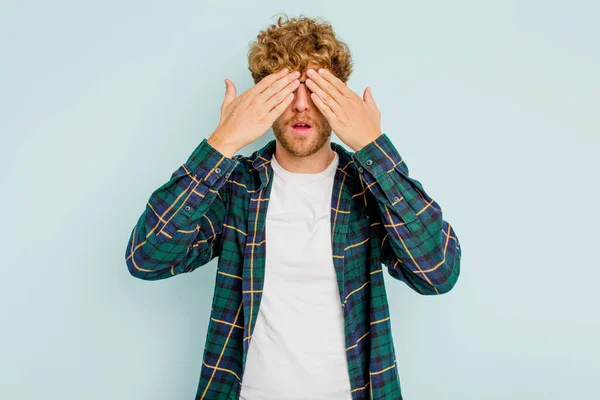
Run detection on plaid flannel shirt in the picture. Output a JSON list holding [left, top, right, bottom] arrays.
[[125, 133, 461, 399]]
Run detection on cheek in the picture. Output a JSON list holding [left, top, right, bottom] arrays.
[[274, 110, 291, 127]]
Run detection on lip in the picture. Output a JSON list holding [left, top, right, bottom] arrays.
[[290, 120, 313, 134], [291, 120, 312, 126], [291, 125, 313, 134]]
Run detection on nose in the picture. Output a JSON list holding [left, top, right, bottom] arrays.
[[292, 81, 312, 113]]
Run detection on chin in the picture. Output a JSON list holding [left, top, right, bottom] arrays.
[[274, 128, 330, 158]]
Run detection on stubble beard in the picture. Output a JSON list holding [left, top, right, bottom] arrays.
[[272, 118, 332, 158]]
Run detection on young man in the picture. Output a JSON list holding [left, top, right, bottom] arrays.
[[125, 15, 461, 400]]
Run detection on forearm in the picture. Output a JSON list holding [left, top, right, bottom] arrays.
[[352, 133, 461, 294], [125, 139, 238, 280]]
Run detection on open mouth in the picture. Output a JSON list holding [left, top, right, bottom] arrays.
[[291, 121, 313, 134]]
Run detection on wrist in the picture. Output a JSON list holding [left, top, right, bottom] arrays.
[[350, 132, 382, 152], [207, 130, 241, 158]]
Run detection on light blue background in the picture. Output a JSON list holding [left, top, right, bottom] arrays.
[[1, 1, 598, 399]]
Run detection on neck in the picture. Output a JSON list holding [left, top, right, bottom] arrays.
[[273, 140, 336, 174]]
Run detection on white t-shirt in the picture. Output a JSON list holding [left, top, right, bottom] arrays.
[[239, 151, 353, 400]]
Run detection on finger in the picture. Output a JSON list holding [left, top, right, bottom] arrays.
[[363, 87, 375, 105], [264, 78, 300, 112], [310, 92, 335, 121], [266, 92, 295, 121], [306, 70, 344, 107], [260, 70, 301, 103], [223, 79, 236, 107], [306, 78, 341, 116], [313, 68, 353, 99], [254, 67, 291, 94], [319, 68, 354, 98], [364, 87, 380, 115], [363, 87, 369, 102]]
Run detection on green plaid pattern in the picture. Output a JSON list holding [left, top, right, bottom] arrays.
[[125, 133, 461, 399]]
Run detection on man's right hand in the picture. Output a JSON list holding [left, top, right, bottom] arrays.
[[207, 68, 301, 157]]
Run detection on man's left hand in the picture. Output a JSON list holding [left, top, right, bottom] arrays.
[[306, 68, 382, 151]]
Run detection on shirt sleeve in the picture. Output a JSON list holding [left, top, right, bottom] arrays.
[[125, 139, 239, 280], [351, 133, 461, 295]]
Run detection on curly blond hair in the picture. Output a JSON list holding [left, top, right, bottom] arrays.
[[247, 14, 354, 84]]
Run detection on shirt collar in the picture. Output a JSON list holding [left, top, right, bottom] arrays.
[[250, 139, 358, 189]]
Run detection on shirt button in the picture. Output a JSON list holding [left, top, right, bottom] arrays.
[[358, 167, 364, 173], [215, 167, 221, 174], [225, 172, 230, 178], [185, 205, 191, 211], [393, 196, 400, 203], [366, 159, 373, 166]]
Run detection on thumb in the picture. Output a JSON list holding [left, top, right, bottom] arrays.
[[363, 87, 374, 104], [364, 87, 380, 112], [223, 79, 236, 106]]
